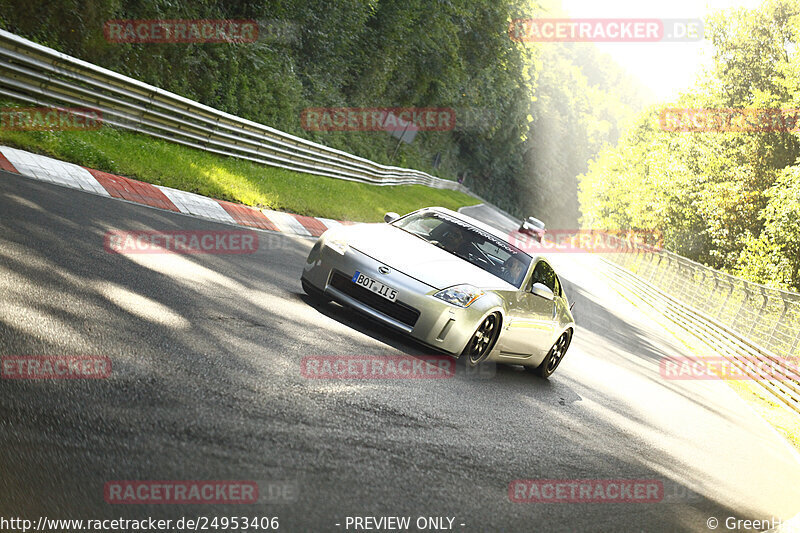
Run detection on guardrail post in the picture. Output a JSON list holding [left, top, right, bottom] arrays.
[[766, 297, 791, 354], [745, 286, 769, 339], [691, 267, 706, 310], [648, 251, 660, 283], [731, 283, 750, 332], [624, 245, 636, 271], [135, 90, 157, 133], [710, 272, 722, 316], [716, 278, 736, 326], [654, 254, 668, 290], [663, 255, 678, 295], [677, 261, 693, 305], [790, 321, 800, 358], [202, 116, 220, 149]]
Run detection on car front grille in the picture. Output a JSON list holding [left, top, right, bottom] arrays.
[[329, 271, 421, 328]]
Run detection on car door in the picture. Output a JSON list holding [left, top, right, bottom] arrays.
[[496, 259, 559, 357]]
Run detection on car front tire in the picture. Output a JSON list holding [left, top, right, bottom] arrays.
[[462, 313, 501, 367]]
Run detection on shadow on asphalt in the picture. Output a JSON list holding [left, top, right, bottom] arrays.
[[0, 174, 773, 531]]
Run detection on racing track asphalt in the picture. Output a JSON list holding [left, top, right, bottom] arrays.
[[1, 171, 800, 532]]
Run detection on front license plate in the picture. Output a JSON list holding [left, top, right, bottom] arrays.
[[352, 271, 398, 302]]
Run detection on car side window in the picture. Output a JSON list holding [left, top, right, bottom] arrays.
[[530, 260, 560, 296]]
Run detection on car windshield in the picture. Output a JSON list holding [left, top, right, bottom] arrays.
[[394, 211, 532, 287]]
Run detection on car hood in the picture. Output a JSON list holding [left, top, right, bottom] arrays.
[[333, 223, 517, 291]]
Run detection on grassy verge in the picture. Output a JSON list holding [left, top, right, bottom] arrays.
[[0, 126, 478, 222], [724, 378, 800, 452]]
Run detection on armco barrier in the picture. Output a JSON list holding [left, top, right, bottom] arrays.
[[602, 258, 800, 415], [462, 207, 800, 415], [0, 29, 471, 192], [609, 248, 800, 360]]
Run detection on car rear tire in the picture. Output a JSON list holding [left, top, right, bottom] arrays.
[[532, 331, 571, 378], [462, 313, 501, 367]]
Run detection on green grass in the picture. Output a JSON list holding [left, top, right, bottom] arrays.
[[0, 126, 478, 222]]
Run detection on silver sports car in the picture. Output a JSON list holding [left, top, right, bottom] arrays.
[[300, 207, 575, 377]]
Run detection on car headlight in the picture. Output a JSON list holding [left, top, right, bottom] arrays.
[[433, 284, 485, 308], [326, 239, 349, 255]]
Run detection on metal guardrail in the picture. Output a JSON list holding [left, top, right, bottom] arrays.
[[498, 218, 800, 414], [607, 247, 800, 360], [0, 29, 472, 193], [602, 258, 800, 415]]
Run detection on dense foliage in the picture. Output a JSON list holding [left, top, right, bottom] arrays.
[[579, 0, 800, 291], [0, 0, 646, 227]]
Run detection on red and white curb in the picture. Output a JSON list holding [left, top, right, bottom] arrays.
[[0, 145, 353, 237]]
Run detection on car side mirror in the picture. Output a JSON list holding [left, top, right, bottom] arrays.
[[531, 282, 555, 301], [384, 212, 400, 223]]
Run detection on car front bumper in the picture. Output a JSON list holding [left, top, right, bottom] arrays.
[[301, 240, 494, 355]]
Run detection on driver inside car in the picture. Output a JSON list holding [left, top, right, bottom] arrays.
[[439, 226, 473, 257], [502, 256, 526, 286]]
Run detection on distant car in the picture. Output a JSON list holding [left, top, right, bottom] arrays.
[[301, 207, 574, 377], [519, 216, 545, 242]]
